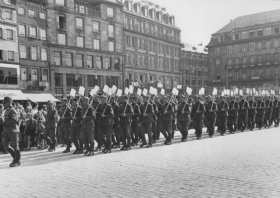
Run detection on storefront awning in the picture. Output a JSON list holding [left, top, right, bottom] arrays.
[[24, 93, 59, 103], [0, 90, 28, 100]]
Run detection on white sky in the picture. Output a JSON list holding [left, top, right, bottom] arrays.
[[149, 0, 280, 46]]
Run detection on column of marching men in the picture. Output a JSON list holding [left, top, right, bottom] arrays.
[[1, 85, 280, 167]]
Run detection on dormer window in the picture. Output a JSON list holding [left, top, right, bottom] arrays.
[[169, 17, 174, 26], [149, 9, 154, 19], [133, 3, 140, 13], [141, 6, 148, 16], [128, 2, 132, 11]]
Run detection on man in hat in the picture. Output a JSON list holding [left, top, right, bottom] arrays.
[[238, 95, 249, 132], [204, 95, 218, 138], [150, 95, 159, 143], [217, 96, 229, 136], [247, 95, 257, 131], [272, 96, 280, 127], [161, 95, 175, 145], [99, 95, 114, 153], [139, 94, 154, 148], [58, 98, 72, 153], [118, 95, 133, 151], [256, 96, 266, 130], [110, 95, 120, 148], [44, 100, 58, 152], [80, 96, 96, 156], [2, 97, 21, 167], [71, 97, 83, 154], [92, 94, 102, 151], [191, 95, 205, 140], [155, 96, 162, 140], [177, 95, 190, 142], [130, 95, 140, 146]]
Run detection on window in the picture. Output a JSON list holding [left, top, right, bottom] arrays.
[[257, 42, 262, 49], [257, 55, 262, 64], [93, 21, 100, 32], [42, 69, 48, 81], [39, 12, 46, 20], [233, 34, 239, 40], [75, 2, 86, 14], [6, 29, 13, 40], [41, 48, 47, 61], [58, 33, 66, 45], [114, 58, 120, 70], [241, 32, 247, 39], [249, 31, 255, 38], [227, 58, 232, 66], [242, 70, 247, 79], [227, 46, 232, 54], [265, 41, 270, 49], [40, 29, 46, 40], [265, 54, 271, 63], [88, 75, 102, 88], [5, 10, 12, 20], [107, 7, 114, 17], [257, 30, 263, 37], [264, 28, 271, 36], [242, 44, 247, 52], [29, 26, 37, 37], [233, 45, 240, 53], [249, 43, 255, 51], [93, 39, 100, 50], [8, 51, 14, 61], [54, 52, 61, 66], [21, 68, 27, 81], [249, 56, 255, 64], [19, 44, 26, 59], [76, 18, 83, 29], [273, 53, 279, 62], [66, 74, 82, 87], [30, 46, 37, 60], [266, 68, 271, 76], [31, 68, 38, 81], [275, 28, 280, 34], [77, 36, 84, 47], [108, 41, 115, 52], [18, 7, 25, 15], [56, 0, 65, 6], [76, 54, 83, 67], [242, 56, 247, 65], [55, 73, 63, 86], [87, 55, 93, 68], [274, 40, 278, 48], [28, 9, 35, 17], [108, 25, 114, 38], [234, 57, 240, 66], [215, 48, 220, 55], [104, 58, 111, 70], [235, 71, 239, 79], [19, 25, 26, 36], [57, 15, 66, 30], [65, 53, 73, 67], [96, 56, 102, 69]]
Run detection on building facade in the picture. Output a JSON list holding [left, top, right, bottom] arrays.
[[17, 0, 50, 94], [181, 44, 208, 95], [122, 0, 182, 92], [208, 9, 280, 93], [0, 0, 20, 90], [47, 0, 123, 99]]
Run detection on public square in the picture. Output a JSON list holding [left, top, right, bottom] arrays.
[[1, 128, 280, 198]]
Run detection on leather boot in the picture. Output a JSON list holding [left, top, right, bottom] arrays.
[[10, 150, 21, 167], [87, 144, 94, 156]]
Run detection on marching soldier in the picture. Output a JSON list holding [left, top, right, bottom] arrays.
[[161, 96, 175, 145], [110, 95, 120, 148], [247, 96, 257, 131], [130, 95, 140, 146], [92, 95, 102, 151], [177, 95, 190, 142], [58, 98, 72, 153], [151, 95, 159, 143], [71, 98, 83, 154], [44, 100, 58, 152], [191, 96, 205, 140], [272, 96, 280, 127], [238, 95, 249, 132], [256, 96, 266, 130], [2, 97, 21, 167], [228, 96, 239, 133], [155, 96, 162, 140], [217, 96, 229, 136], [264, 96, 273, 128], [204, 96, 218, 138]]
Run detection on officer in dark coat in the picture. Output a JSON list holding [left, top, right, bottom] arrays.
[[92, 95, 102, 151], [151, 95, 159, 143], [247, 96, 257, 131], [228, 96, 239, 133], [130, 95, 140, 146], [177, 95, 190, 142], [71, 97, 83, 154], [44, 100, 58, 152], [80, 97, 96, 156], [238, 95, 249, 132], [58, 98, 72, 153], [191, 96, 205, 140], [161, 95, 175, 145], [204, 95, 217, 138], [2, 97, 21, 167], [264, 96, 273, 128], [256, 96, 266, 130], [110, 96, 120, 148], [272, 96, 280, 127], [217, 96, 229, 136]]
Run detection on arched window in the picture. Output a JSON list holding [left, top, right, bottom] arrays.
[[141, 6, 147, 16], [149, 9, 154, 19], [133, 3, 139, 13]]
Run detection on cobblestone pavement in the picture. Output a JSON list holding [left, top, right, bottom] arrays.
[[1, 127, 280, 198]]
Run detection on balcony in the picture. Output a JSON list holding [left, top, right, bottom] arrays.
[[88, 10, 102, 18], [54, 5, 67, 12]]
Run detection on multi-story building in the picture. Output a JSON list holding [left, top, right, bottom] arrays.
[[182, 44, 208, 95], [0, 0, 21, 95], [47, 0, 123, 99], [17, 0, 51, 99], [122, 0, 182, 93], [208, 9, 280, 93]]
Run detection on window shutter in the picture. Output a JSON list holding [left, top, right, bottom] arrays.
[[12, 10, 16, 22], [2, 28, 6, 39], [13, 30, 16, 41], [14, 51, 18, 63], [3, 50, 7, 61], [37, 47, 40, 60]]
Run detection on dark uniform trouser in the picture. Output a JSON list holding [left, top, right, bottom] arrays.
[[217, 116, 228, 134], [177, 120, 189, 139], [228, 116, 238, 132], [80, 127, 95, 152], [264, 111, 272, 126], [205, 117, 216, 136], [139, 123, 152, 144], [160, 120, 172, 141], [247, 114, 256, 130], [44, 125, 56, 148], [272, 112, 280, 126], [0, 125, 3, 152], [2, 132, 20, 161], [112, 124, 120, 146], [119, 123, 131, 147], [255, 113, 264, 129], [98, 125, 113, 150], [156, 118, 161, 139], [131, 121, 139, 144], [95, 123, 102, 148], [58, 127, 71, 148], [238, 113, 247, 130], [172, 119, 176, 138], [193, 119, 203, 138], [71, 126, 82, 150], [152, 120, 157, 141]]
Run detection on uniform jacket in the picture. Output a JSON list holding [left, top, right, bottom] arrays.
[[93, 102, 101, 124], [239, 100, 249, 114], [151, 101, 159, 121], [59, 105, 72, 128], [132, 103, 140, 122], [273, 100, 280, 114], [265, 100, 273, 113], [72, 105, 82, 127], [81, 105, 96, 129], [100, 103, 114, 126], [46, 107, 58, 127], [177, 102, 190, 121], [118, 102, 134, 124], [256, 101, 266, 115], [191, 102, 205, 120], [229, 101, 239, 117], [217, 101, 229, 117], [161, 103, 175, 121], [3, 106, 19, 133], [140, 102, 154, 123], [111, 102, 119, 125], [248, 100, 257, 115], [204, 102, 218, 118]]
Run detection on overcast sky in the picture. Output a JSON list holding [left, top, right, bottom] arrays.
[[149, 0, 280, 46]]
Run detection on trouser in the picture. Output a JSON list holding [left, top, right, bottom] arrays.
[[152, 120, 157, 141], [131, 121, 139, 144], [156, 118, 161, 139], [264, 112, 272, 126], [161, 120, 172, 141], [272, 112, 280, 126], [98, 125, 113, 150], [255, 113, 265, 129], [58, 127, 72, 149], [205, 117, 216, 137], [139, 123, 152, 144], [119, 123, 131, 147], [177, 120, 189, 139], [0, 125, 3, 152], [172, 119, 176, 138], [71, 126, 82, 150], [238, 113, 247, 131], [95, 123, 102, 148], [228, 116, 238, 132], [193, 119, 203, 138], [43, 125, 57, 149], [80, 127, 95, 152], [2, 132, 20, 162], [112, 124, 120, 146], [217, 115, 228, 134], [247, 114, 256, 130]]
